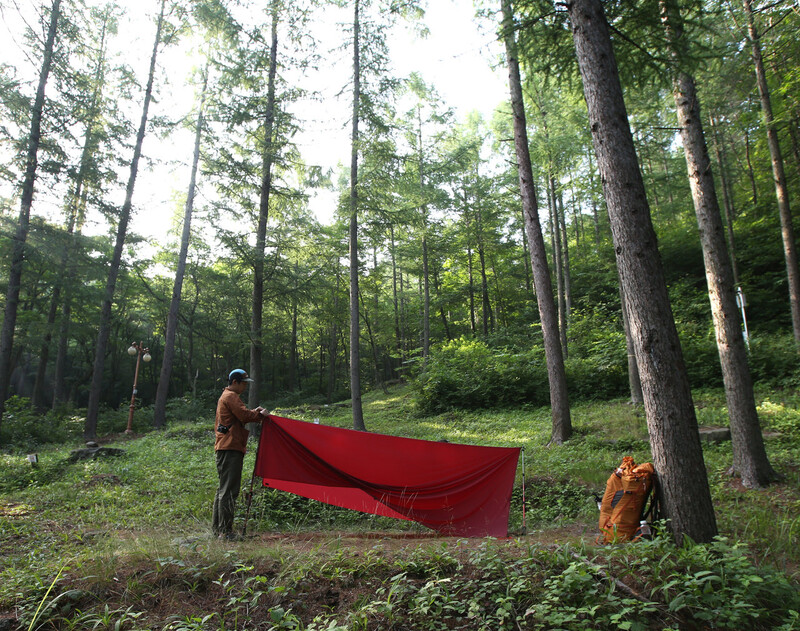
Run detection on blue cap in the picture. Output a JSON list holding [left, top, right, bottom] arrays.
[[228, 369, 254, 383]]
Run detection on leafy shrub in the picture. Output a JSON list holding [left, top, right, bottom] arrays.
[[413, 338, 628, 413], [165, 395, 212, 424], [0, 396, 83, 452], [748, 333, 800, 384], [564, 356, 628, 401], [677, 322, 724, 389], [413, 338, 549, 413], [566, 307, 625, 362], [676, 325, 800, 390], [95, 404, 131, 435], [512, 478, 594, 528], [628, 534, 800, 630]]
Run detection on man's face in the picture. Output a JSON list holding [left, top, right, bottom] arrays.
[[230, 380, 248, 394]]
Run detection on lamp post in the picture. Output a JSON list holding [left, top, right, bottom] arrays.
[[126, 341, 151, 433]]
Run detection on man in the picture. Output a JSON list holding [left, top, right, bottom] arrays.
[[213, 368, 269, 539]]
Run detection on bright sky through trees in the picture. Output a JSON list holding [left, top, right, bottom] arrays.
[[1, 0, 508, 241]]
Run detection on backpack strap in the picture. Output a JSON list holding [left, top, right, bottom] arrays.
[[640, 472, 660, 523]]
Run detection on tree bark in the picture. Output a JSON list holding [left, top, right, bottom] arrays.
[[567, 0, 716, 542], [558, 188, 571, 356], [349, 0, 365, 431], [32, 284, 60, 410], [152, 64, 208, 429], [743, 0, 800, 346], [619, 284, 643, 405], [520, 208, 533, 293], [500, 0, 571, 444], [432, 262, 452, 341], [84, 0, 165, 439], [0, 0, 61, 425], [708, 114, 740, 284], [463, 190, 477, 333], [662, 0, 777, 487], [549, 176, 567, 356], [390, 225, 403, 368], [418, 109, 431, 362], [744, 127, 758, 206], [327, 267, 340, 404], [250, 4, 279, 408], [587, 148, 601, 247], [288, 298, 298, 391]]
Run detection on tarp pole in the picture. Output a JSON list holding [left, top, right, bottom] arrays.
[[521, 447, 527, 535], [242, 421, 265, 536]]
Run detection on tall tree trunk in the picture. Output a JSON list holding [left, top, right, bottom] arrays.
[[152, 64, 208, 429], [619, 284, 643, 405], [432, 263, 452, 341], [84, 0, 165, 439], [501, 0, 571, 444], [327, 267, 340, 404], [359, 293, 386, 393], [184, 272, 200, 400], [744, 127, 758, 206], [588, 149, 601, 247], [349, 0, 365, 430], [250, 4, 279, 407], [52, 8, 110, 409], [743, 0, 800, 345], [400, 270, 408, 357], [463, 192, 477, 333], [662, 150, 674, 206], [663, 0, 777, 487], [474, 173, 493, 334], [520, 208, 533, 293], [489, 253, 507, 329], [709, 114, 740, 284], [549, 176, 567, 356], [558, 188, 571, 356], [390, 225, 403, 369], [787, 120, 800, 185], [288, 300, 298, 391], [478, 242, 492, 334], [418, 109, 431, 362], [0, 0, 61, 425], [567, 0, 716, 542], [32, 285, 60, 409]]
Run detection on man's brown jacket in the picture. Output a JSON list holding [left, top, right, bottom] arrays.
[[214, 387, 263, 453]]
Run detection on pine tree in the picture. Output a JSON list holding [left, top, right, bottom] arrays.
[[0, 0, 61, 426], [500, 0, 571, 445], [661, 0, 778, 488], [84, 0, 167, 439], [567, 0, 716, 542]]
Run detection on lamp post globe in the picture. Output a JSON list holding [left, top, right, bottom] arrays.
[[126, 341, 151, 434]]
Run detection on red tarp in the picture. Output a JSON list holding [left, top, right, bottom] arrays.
[[255, 415, 521, 537]]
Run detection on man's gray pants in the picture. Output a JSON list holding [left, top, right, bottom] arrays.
[[213, 450, 244, 536]]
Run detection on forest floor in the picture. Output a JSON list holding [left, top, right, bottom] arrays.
[[1, 383, 800, 629]]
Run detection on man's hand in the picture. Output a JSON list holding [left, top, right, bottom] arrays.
[[259, 408, 270, 417]]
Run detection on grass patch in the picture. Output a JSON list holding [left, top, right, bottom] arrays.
[[1, 383, 799, 629]]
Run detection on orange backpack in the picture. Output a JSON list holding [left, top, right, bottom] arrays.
[[598, 456, 655, 543]]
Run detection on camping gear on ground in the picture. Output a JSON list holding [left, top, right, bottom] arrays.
[[598, 456, 655, 543]]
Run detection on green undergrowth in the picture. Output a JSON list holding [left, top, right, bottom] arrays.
[[6, 534, 800, 630], [2, 383, 800, 629]]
